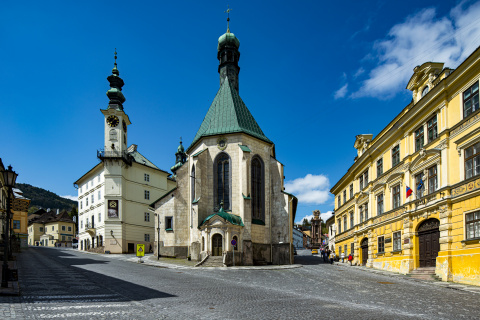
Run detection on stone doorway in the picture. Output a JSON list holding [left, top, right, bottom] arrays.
[[418, 218, 440, 268], [128, 243, 135, 254], [212, 234, 223, 256], [361, 238, 368, 266]]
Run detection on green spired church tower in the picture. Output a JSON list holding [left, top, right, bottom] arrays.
[[152, 17, 297, 266]]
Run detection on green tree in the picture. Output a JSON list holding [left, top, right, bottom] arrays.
[[28, 206, 39, 215], [302, 218, 311, 227]]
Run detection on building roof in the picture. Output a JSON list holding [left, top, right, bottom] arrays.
[[28, 210, 74, 226], [199, 207, 244, 227], [187, 77, 272, 152]]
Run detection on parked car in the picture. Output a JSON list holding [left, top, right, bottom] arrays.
[[72, 239, 78, 249], [311, 249, 318, 254]]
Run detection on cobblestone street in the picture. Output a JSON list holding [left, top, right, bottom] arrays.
[[1, 247, 478, 319]]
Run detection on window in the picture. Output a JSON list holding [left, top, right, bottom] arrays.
[[343, 190, 346, 204], [80, 221, 83, 229], [343, 216, 347, 230], [145, 234, 150, 242], [392, 185, 400, 209], [393, 231, 402, 251], [215, 153, 231, 210], [144, 173, 150, 182], [364, 204, 368, 220], [421, 86, 429, 97], [427, 115, 438, 143], [86, 197, 89, 206], [98, 212, 101, 223], [378, 236, 385, 253], [40, 227, 44, 232], [428, 165, 438, 194], [364, 170, 369, 185], [145, 212, 150, 222], [62, 235, 66, 241], [463, 82, 479, 118], [415, 172, 424, 198], [338, 219, 342, 233], [415, 126, 424, 152], [359, 175, 364, 190], [466, 211, 480, 240], [359, 206, 364, 223], [350, 212, 354, 229], [344, 244, 347, 255], [349, 184, 353, 198], [251, 157, 265, 221], [377, 193, 384, 215], [80, 200, 83, 210], [465, 142, 480, 179], [191, 165, 196, 202], [377, 158, 383, 178], [338, 196, 341, 208], [165, 217, 173, 230], [351, 243, 354, 255], [68, 226, 72, 232], [52, 226, 55, 231], [13, 220, 20, 229], [62, 226, 66, 231], [91, 194, 94, 204], [98, 190, 101, 200], [144, 190, 150, 200], [392, 145, 400, 167]]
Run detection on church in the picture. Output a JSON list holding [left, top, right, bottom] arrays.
[[152, 23, 297, 266]]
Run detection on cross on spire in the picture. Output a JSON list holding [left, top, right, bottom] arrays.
[[225, 5, 232, 32]]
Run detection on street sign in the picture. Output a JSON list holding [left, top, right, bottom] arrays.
[[231, 239, 237, 246], [137, 244, 145, 257]]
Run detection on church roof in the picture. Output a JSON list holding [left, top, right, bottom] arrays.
[[199, 207, 244, 227], [188, 78, 272, 151]]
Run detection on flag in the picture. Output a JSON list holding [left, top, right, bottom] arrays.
[[417, 179, 424, 191], [406, 186, 413, 198]]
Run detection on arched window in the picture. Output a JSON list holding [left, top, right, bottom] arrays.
[[251, 156, 265, 222], [109, 129, 117, 141], [191, 165, 196, 202], [214, 153, 231, 210], [422, 86, 429, 97]]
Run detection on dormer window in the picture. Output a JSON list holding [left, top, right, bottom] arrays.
[[421, 86, 429, 97]]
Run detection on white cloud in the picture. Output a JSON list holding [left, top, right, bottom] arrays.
[[285, 174, 330, 205], [295, 210, 333, 225], [334, 83, 348, 99], [353, 67, 365, 78], [61, 195, 78, 201], [352, 1, 480, 99]]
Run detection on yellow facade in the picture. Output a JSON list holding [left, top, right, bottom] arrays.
[[331, 47, 480, 286], [28, 211, 76, 247]]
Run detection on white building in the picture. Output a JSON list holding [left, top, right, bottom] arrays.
[[292, 226, 304, 249], [74, 59, 175, 253]]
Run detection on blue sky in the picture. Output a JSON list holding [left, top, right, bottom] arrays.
[[2, 0, 480, 224]]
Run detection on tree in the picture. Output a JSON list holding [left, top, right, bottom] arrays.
[[302, 218, 311, 227], [28, 206, 39, 215]]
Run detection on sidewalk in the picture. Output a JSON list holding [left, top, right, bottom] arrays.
[[333, 260, 480, 294]]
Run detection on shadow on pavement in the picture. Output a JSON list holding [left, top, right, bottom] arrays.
[[294, 254, 331, 265], [16, 247, 176, 303]]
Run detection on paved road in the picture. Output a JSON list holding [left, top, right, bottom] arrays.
[[1, 247, 479, 319]]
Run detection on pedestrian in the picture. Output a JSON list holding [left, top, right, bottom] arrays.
[[348, 253, 353, 266], [340, 251, 345, 263], [325, 248, 330, 263], [329, 250, 335, 264]]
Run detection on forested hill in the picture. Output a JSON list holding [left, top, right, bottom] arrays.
[[15, 183, 77, 212]]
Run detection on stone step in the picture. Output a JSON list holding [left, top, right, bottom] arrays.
[[410, 267, 436, 275], [200, 256, 224, 267]]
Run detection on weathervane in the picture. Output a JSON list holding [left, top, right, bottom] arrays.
[[225, 5, 232, 32]]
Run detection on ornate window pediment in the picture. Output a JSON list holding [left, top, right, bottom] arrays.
[[408, 148, 441, 172], [386, 172, 404, 185]]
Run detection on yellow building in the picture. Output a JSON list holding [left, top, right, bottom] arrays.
[[11, 188, 30, 249], [331, 46, 480, 286], [28, 210, 76, 247]]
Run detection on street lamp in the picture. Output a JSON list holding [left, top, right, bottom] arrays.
[[2, 165, 18, 288]]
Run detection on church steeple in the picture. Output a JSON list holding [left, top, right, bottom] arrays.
[[217, 10, 240, 92], [170, 138, 187, 175], [106, 49, 126, 110]]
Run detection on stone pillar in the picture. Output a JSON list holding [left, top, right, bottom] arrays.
[[438, 205, 453, 281], [401, 216, 414, 274], [367, 229, 374, 268]]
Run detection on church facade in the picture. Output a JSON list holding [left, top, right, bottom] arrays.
[[152, 27, 297, 266]]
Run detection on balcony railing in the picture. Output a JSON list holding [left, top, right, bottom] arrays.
[[97, 150, 132, 165]]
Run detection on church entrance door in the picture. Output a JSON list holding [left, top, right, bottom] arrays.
[[212, 234, 223, 256]]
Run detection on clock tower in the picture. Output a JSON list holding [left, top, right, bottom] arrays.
[[101, 50, 131, 156]]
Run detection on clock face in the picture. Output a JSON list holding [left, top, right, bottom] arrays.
[[107, 115, 119, 127], [122, 120, 127, 132]]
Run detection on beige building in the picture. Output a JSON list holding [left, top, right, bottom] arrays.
[[74, 59, 175, 254], [331, 46, 480, 286], [153, 27, 297, 266], [28, 210, 76, 247]]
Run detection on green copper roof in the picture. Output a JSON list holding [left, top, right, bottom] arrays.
[[238, 144, 251, 152], [188, 78, 272, 151], [199, 207, 244, 227]]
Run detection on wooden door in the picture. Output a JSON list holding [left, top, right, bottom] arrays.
[[418, 219, 440, 268], [212, 234, 223, 256], [361, 238, 368, 266]]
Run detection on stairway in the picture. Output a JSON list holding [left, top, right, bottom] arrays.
[[200, 256, 225, 267], [408, 267, 440, 281]]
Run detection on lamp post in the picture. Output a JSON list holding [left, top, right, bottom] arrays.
[[1, 165, 18, 288]]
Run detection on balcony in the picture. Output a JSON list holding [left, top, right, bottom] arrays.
[[97, 150, 132, 165], [85, 223, 96, 236]]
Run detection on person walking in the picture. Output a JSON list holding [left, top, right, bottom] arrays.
[[340, 251, 345, 263], [325, 248, 330, 263], [329, 250, 335, 264], [348, 253, 353, 266]]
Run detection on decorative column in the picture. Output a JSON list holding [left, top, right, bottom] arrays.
[[438, 205, 453, 281], [401, 216, 414, 274]]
